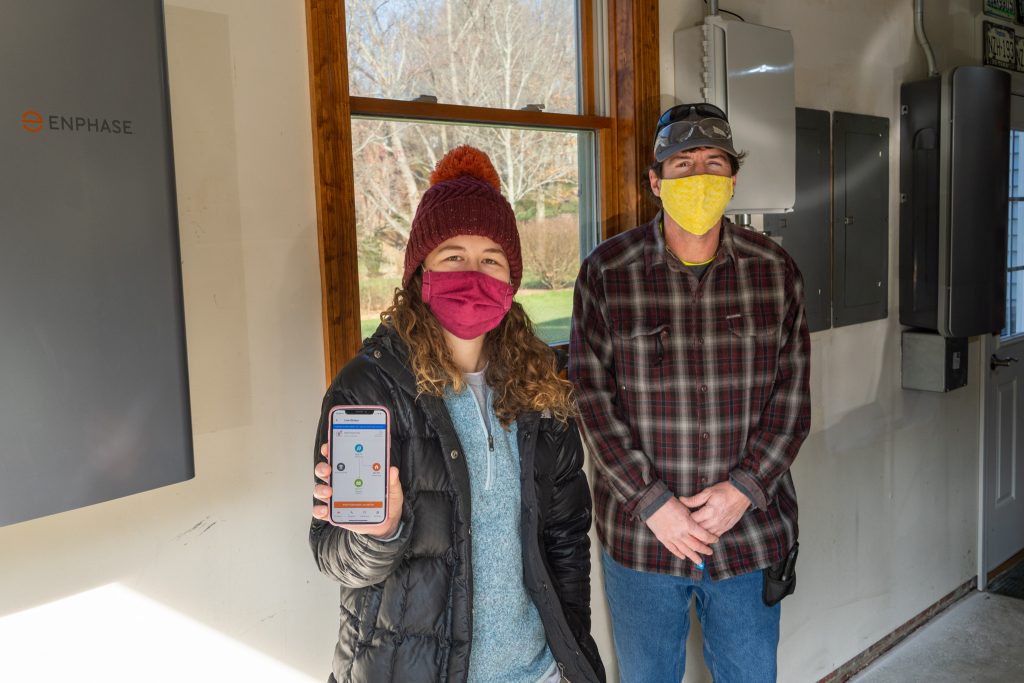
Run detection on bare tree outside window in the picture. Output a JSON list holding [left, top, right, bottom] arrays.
[[345, 0, 583, 344]]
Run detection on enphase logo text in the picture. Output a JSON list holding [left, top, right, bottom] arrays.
[[21, 111, 44, 133], [19, 109, 134, 135]]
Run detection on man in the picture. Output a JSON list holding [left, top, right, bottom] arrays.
[[569, 103, 810, 682]]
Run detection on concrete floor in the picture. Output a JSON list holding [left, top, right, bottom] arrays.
[[851, 591, 1024, 683]]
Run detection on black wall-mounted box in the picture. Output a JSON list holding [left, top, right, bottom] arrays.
[[899, 66, 1009, 337]]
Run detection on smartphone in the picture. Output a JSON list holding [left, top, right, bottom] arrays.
[[328, 405, 390, 526]]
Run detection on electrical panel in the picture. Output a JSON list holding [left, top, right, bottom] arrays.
[[832, 112, 890, 328], [764, 108, 832, 332]]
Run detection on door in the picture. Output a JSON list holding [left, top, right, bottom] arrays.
[[982, 93, 1024, 580]]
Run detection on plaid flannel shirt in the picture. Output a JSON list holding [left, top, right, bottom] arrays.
[[569, 214, 810, 579]]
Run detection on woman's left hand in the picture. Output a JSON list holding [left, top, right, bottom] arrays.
[[313, 443, 404, 539]]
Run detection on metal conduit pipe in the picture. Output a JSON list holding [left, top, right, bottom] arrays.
[[914, 0, 939, 77], [708, 0, 719, 17]]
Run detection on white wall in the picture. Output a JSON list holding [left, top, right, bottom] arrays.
[[654, 1, 985, 681], [0, 1, 992, 682], [0, 2, 334, 680]]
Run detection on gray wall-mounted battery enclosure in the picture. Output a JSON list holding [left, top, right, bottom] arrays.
[[0, 0, 194, 527]]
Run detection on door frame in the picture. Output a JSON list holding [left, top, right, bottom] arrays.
[[979, 334, 987, 590], [980, 332, 1024, 585], [980, 334, 1004, 587], [979, 86, 1024, 589]]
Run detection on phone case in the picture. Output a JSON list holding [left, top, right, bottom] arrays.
[[326, 405, 391, 527]]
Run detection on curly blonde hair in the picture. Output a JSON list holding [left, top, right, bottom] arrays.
[[380, 271, 575, 427]]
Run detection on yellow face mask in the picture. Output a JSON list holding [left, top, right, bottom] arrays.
[[659, 174, 733, 236]]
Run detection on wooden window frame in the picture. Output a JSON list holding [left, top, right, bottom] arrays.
[[306, 0, 659, 382]]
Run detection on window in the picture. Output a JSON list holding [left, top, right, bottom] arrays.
[[346, 0, 581, 113], [1005, 129, 1024, 338], [307, 0, 660, 377], [351, 119, 588, 343], [345, 0, 599, 346]]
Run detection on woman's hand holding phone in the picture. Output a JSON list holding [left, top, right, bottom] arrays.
[[313, 443, 404, 539]]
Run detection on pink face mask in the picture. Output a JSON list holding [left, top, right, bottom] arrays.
[[421, 270, 514, 340]]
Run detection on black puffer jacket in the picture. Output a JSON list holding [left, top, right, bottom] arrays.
[[310, 326, 605, 683]]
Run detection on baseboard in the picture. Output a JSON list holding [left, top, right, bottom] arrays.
[[817, 578, 977, 683], [987, 547, 1024, 583]]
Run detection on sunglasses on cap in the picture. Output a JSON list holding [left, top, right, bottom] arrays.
[[653, 103, 737, 162], [656, 102, 729, 130]]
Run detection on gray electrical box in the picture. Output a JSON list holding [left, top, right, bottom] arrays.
[[901, 330, 968, 392], [0, 0, 194, 526], [674, 16, 795, 214], [833, 112, 889, 328], [765, 108, 831, 332]]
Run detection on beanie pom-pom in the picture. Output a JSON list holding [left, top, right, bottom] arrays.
[[429, 145, 502, 192]]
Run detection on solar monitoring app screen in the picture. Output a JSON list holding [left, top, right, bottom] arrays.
[[331, 409, 387, 524]]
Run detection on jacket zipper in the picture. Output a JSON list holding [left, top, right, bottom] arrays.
[[484, 390, 494, 490], [470, 387, 495, 490]]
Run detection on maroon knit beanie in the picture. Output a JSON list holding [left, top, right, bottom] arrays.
[[402, 145, 522, 291]]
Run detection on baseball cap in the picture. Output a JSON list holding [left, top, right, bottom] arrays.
[[653, 102, 738, 162]]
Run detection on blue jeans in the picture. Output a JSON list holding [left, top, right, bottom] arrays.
[[601, 551, 780, 683]]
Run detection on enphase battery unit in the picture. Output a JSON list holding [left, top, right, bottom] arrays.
[[0, 0, 194, 526]]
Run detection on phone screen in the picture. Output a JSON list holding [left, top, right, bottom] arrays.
[[330, 407, 388, 524]]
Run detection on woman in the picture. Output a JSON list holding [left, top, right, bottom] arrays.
[[309, 146, 604, 683]]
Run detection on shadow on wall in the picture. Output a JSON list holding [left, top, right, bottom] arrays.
[[780, 319, 981, 679], [166, 5, 254, 436]]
